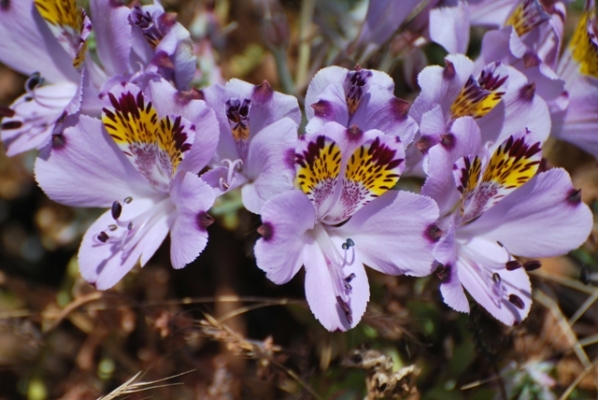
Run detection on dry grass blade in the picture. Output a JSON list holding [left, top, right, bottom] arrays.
[[96, 370, 193, 400]]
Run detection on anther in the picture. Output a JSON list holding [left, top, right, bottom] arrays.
[[523, 260, 542, 271], [492, 273, 501, 284], [336, 296, 353, 325], [508, 294, 525, 309], [97, 231, 109, 243], [344, 273, 356, 290], [124, 196, 133, 204], [108, 224, 117, 231], [506, 260, 522, 271], [111, 201, 122, 219], [127, 222, 133, 231]]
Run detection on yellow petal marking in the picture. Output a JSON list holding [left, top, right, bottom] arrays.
[[570, 11, 598, 79]]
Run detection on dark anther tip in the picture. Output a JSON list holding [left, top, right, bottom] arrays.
[[257, 222, 273, 241], [523, 260, 542, 271], [111, 201, 122, 220], [506, 260, 522, 271], [440, 133, 456, 149], [0, 106, 15, 118], [508, 294, 525, 309], [1, 120, 23, 130], [97, 231, 109, 243]]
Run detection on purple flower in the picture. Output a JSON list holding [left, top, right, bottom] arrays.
[[411, 54, 551, 155], [551, 6, 598, 158], [0, 0, 91, 155], [305, 66, 418, 145], [422, 119, 592, 325], [201, 79, 301, 213], [255, 122, 439, 331], [35, 77, 219, 289]]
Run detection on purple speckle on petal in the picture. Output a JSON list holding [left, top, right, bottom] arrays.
[[415, 135, 439, 154], [253, 80, 274, 103], [257, 222, 274, 241], [436, 264, 451, 283], [176, 88, 203, 104], [424, 224, 442, 243], [284, 148, 295, 170], [0, 0, 9, 11], [346, 125, 363, 141], [443, 59, 456, 79], [508, 294, 525, 309], [51, 133, 66, 149], [523, 260, 542, 271], [197, 212, 214, 231], [567, 188, 582, 205], [311, 100, 333, 118], [97, 231, 109, 243], [523, 51, 540, 68], [390, 97, 410, 120], [519, 82, 536, 102], [440, 133, 456, 150]]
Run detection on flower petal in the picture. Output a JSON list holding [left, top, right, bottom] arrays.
[[90, 0, 132, 76], [35, 115, 153, 208], [242, 117, 298, 214], [303, 239, 369, 331], [254, 190, 315, 284], [169, 171, 215, 269], [462, 168, 593, 258], [333, 190, 439, 277], [429, 0, 470, 54]]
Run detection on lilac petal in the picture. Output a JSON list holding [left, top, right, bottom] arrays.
[[350, 85, 418, 144], [305, 66, 394, 120], [435, 217, 470, 313], [304, 83, 349, 133], [78, 200, 170, 289], [146, 79, 219, 173], [153, 22, 196, 90], [351, 0, 420, 59], [242, 117, 298, 214], [551, 72, 598, 158], [90, 0, 132, 76], [477, 66, 551, 147], [35, 115, 153, 208], [429, 0, 470, 54], [410, 54, 474, 124], [169, 172, 215, 269], [422, 116, 482, 215], [1, 82, 77, 156], [201, 166, 248, 197], [303, 240, 369, 331], [333, 190, 439, 277], [462, 168, 593, 258], [254, 190, 315, 284], [0, 0, 77, 83], [469, 0, 517, 27], [457, 237, 531, 326]]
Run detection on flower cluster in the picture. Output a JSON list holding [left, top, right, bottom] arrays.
[[0, 0, 594, 332]]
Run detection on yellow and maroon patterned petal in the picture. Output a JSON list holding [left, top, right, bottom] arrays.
[[296, 135, 342, 213], [459, 132, 541, 223], [334, 136, 404, 222], [569, 10, 598, 79], [505, 0, 550, 37], [102, 85, 194, 192], [450, 63, 508, 119], [34, 0, 89, 68]]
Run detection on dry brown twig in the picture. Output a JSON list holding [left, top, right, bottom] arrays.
[[96, 370, 193, 400]]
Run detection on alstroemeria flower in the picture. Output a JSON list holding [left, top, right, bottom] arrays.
[[411, 54, 551, 155], [35, 78, 219, 289], [551, 3, 598, 158], [422, 119, 592, 325], [0, 0, 92, 156], [201, 79, 301, 213], [304, 66, 418, 146], [255, 122, 439, 331]]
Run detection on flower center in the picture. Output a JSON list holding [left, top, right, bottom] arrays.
[[343, 68, 372, 115]]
